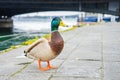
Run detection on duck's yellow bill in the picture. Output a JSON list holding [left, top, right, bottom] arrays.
[[60, 21, 67, 27]]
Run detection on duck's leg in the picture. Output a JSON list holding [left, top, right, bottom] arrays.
[[38, 59, 49, 71], [47, 61, 57, 69]]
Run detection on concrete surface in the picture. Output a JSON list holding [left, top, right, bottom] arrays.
[[0, 22, 120, 80]]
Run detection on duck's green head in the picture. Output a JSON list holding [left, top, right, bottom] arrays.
[[51, 17, 66, 32]]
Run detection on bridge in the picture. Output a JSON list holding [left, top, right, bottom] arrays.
[[0, 0, 120, 17], [0, 0, 120, 30]]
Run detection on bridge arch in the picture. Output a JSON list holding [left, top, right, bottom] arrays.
[[0, 0, 120, 17]]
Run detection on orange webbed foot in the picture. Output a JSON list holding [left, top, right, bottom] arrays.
[[39, 66, 57, 71], [38, 59, 49, 71], [38, 59, 57, 71], [48, 66, 57, 69], [39, 67, 50, 71], [47, 61, 57, 69]]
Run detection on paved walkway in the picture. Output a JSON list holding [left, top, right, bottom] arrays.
[[0, 22, 120, 80]]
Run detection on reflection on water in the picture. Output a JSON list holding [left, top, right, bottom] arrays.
[[0, 28, 13, 36]]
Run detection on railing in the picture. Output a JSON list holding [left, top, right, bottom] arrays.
[[81, 8, 120, 15]]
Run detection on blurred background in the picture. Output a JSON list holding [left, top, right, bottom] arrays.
[[0, 0, 120, 51]]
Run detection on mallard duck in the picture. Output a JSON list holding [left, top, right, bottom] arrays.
[[24, 17, 65, 71]]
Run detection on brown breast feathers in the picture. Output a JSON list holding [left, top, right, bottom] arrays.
[[49, 31, 64, 55]]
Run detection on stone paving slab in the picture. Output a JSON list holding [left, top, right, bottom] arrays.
[[0, 22, 120, 80]]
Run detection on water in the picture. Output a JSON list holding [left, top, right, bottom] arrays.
[[0, 11, 78, 51], [0, 20, 48, 51], [13, 19, 51, 33], [0, 31, 44, 51]]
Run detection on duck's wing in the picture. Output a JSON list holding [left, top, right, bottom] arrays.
[[25, 38, 47, 53]]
